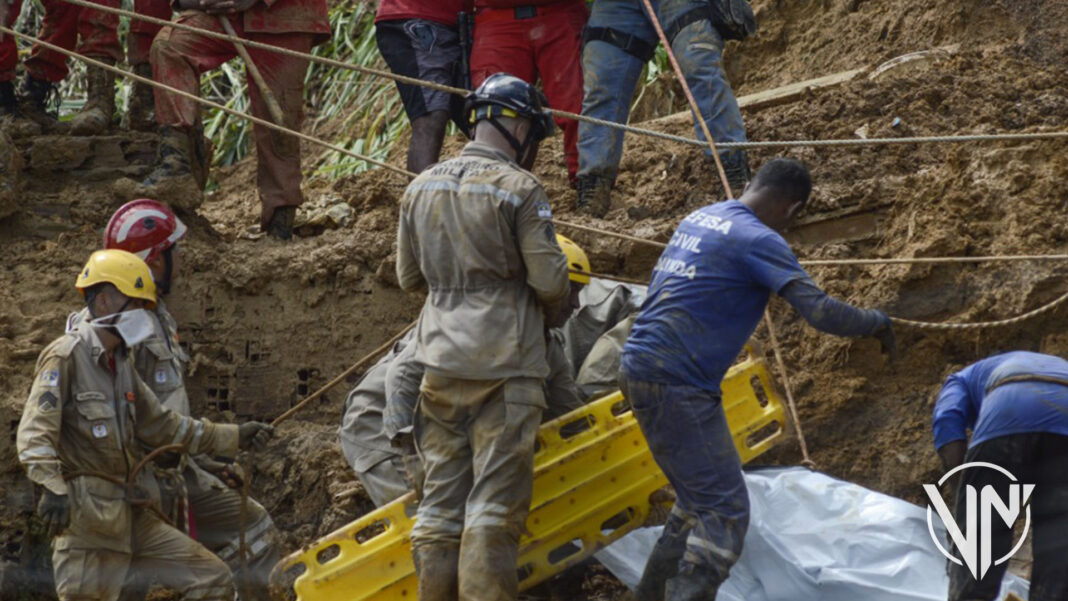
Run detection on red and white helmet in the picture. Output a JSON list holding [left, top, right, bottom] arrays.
[[104, 199, 187, 262]]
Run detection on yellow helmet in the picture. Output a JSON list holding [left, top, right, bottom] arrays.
[[76, 249, 157, 308], [556, 234, 591, 284]]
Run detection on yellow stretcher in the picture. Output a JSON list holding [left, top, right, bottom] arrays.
[[269, 350, 787, 601]]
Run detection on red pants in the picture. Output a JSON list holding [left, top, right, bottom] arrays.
[[470, 1, 587, 181], [24, 0, 123, 83], [129, 0, 171, 67], [0, 0, 24, 81], [152, 13, 313, 226]]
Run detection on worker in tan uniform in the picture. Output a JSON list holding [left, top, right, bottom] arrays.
[[16, 249, 274, 601], [395, 73, 570, 601], [90, 199, 280, 599]]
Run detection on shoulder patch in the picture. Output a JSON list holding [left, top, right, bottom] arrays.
[[37, 391, 58, 412], [536, 199, 553, 219]]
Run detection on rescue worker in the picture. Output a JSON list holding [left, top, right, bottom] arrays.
[[14, 0, 125, 132], [576, 0, 756, 216], [469, 0, 586, 183], [395, 73, 570, 601], [0, 0, 23, 116], [374, 0, 473, 173], [342, 234, 591, 507], [92, 199, 281, 599], [16, 248, 275, 601], [619, 158, 895, 601], [144, 0, 330, 239], [127, 0, 174, 130], [931, 351, 1068, 601]]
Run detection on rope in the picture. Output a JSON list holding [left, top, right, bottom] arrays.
[[0, 26, 412, 178], [238, 464, 253, 601], [762, 312, 814, 468], [271, 320, 417, 426], [45, 0, 1068, 152], [888, 289, 1068, 330]]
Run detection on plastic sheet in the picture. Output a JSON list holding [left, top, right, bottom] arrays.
[[596, 467, 1029, 601]]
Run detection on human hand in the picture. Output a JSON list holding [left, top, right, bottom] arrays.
[[238, 422, 274, 451], [196, 456, 244, 488], [200, 0, 257, 13], [872, 313, 896, 362], [37, 489, 70, 539]]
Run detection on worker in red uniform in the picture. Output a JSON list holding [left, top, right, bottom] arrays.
[[144, 0, 330, 240], [0, 0, 25, 116], [127, 0, 173, 130], [469, 0, 586, 184], [13, 0, 125, 133], [375, 0, 473, 173]]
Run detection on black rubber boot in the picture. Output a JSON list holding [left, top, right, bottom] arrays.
[[720, 151, 751, 199], [635, 513, 689, 601], [413, 543, 460, 601], [16, 75, 59, 128], [576, 174, 613, 218], [0, 81, 15, 115], [264, 206, 296, 240], [663, 567, 722, 601]]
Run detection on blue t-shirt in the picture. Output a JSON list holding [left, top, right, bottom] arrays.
[[621, 201, 808, 392], [931, 351, 1068, 449]]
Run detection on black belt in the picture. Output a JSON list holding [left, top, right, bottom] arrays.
[[514, 5, 538, 19], [582, 26, 657, 63], [664, 6, 714, 45]]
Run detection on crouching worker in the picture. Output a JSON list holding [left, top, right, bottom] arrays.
[[395, 73, 570, 601], [16, 249, 274, 601]]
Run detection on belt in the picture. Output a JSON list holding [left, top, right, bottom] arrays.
[[476, 1, 576, 23]]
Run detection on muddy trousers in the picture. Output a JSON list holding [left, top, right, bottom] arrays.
[[0, 0, 23, 82], [151, 12, 313, 227], [411, 374, 544, 601], [577, 0, 748, 183], [24, 0, 123, 83], [620, 376, 749, 601], [948, 433, 1068, 601], [52, 508, 233, 601]]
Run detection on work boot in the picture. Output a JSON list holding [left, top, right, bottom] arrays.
[[663, 567, 722, 601], [576, 174, 613, 218], [413, 543, 460, 601], [719, 151, 751, 199], [263, 206, 296, 240], [127, 63, 156, 131], [0, 81, 15, 116], [136, 125, 204, 209], [635, 513, 689, 601], [458, 527, 520, 601], [70, 63, 116, 135], [17, 75, 59, 128]]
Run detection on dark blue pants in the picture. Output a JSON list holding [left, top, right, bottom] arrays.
[[620, 375, 749, 584], [578, 0, 748, 182]]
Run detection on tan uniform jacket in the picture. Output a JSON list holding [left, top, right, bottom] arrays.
[[16, 320, 239, 554], [396, 141, 570, 381]]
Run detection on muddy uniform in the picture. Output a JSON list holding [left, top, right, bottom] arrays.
[[396, 141, 569, 600], [130, 301, 281, 600], [16, 320, 239, 601], [150, 0, 330, 229], [20, 0, 124, 85]]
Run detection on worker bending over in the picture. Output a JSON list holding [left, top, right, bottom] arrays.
[[932, 351, 1068, 601], [144, 0, 330, 239], [577, 0, 756, 216], [395, 73, 569, 601], [16, 249, 274, 601], [86, 199, 280, 599], [469, 0, 587, 184], [620, 158, 894, 601]]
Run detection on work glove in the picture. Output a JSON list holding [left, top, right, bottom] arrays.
[[196, 456, 244, 489], [37, 489, 70, 539], [872, 313, 897, 362], [238, 422, 274, 451]]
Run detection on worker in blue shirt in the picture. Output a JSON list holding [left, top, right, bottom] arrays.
[[620, 158, 895, 601], [932, 351, 1068, 601]]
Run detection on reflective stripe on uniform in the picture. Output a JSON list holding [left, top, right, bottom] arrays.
[[19, 445, 59, 461], [415, 505, 465, 536], [216, 513, 274, 562], [408, 180, 524, 207], [684, 533, 739, 564], [183, 585, 233, 601], [189, 421, 204, 453], [465, 501, 513, 528], [171, 416, 191, 445]]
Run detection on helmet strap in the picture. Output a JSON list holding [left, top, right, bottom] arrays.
[[159, 246, 174, 296]]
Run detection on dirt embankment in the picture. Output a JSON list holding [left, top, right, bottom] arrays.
[[2, 0, 1067, 598]]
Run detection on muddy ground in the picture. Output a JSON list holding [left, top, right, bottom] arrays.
[[2, 0, 1067, 598]]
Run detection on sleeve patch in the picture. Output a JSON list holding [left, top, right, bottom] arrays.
[[37, 391, 58, 411], [536, 199, 553, 219], [39, 371, 59, 386]]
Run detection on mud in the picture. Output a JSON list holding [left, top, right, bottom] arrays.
[[2, 0, 1067, 598]]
